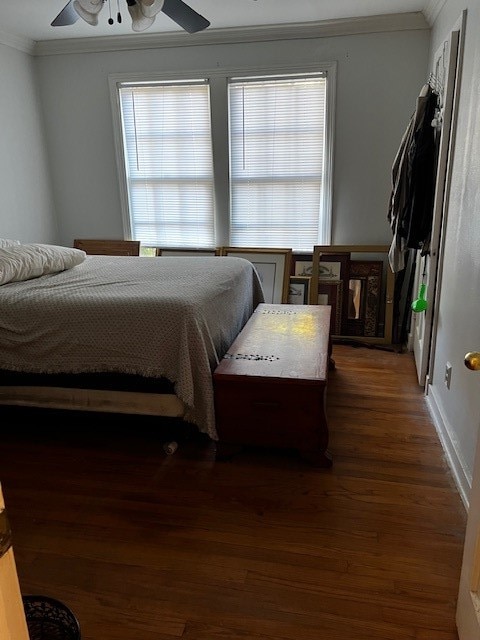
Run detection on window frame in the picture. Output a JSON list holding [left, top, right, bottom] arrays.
[[109, 62, 336, 248]]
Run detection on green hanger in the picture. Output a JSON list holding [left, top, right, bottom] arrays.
[[411, 282, 427, 313]]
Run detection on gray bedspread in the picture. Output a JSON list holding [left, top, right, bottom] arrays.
[[0, 255, 264, 439]]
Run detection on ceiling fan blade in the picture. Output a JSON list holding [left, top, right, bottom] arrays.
[[160, 0, 210, 33], [51, 0, 80, 26]]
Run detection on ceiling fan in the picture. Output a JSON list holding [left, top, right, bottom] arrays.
[[51, 0, 211, 34]]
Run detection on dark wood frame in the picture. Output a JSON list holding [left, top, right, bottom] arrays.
[[291, 253, 314, 277], [318, 280, 344, 335], [311, 245, 395, 345], [73, 239, 140, 256], [288, 276, 311, 305], [344, 261, 383, 337], [310, 250, 350, 333]]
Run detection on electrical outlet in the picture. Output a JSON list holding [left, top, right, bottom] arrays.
[[445, 362, 452, 389]]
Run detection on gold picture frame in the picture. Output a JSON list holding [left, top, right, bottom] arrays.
[[220, 247, 292, 304]]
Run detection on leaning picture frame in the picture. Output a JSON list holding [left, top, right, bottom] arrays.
[[156, 247, 220, 256], [311, 245, 394, 344], [345, 260, 383, 337], [318, 280, 344, 334], [318, 261, 342, 281], [220, 247, 292, 304], [291, 253, 314, 277], [309, 249, 350, 316], [288, 276, 311, 305]]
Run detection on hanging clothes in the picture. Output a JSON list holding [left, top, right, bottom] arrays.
[[388, 84, 439, 273]]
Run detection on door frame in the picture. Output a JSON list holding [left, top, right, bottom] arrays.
[[411, 10, 466, 388], [457, 418, 480, 638], [0, 486, 29, 640]]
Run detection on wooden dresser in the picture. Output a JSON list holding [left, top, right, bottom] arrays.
[[213, 303, 332, 466]]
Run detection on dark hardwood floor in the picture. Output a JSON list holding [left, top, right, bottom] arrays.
[[0, 344, 466, 640]]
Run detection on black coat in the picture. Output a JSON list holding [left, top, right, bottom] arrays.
[[388, 84, 439, 273]]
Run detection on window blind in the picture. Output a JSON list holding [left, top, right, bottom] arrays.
[[228, 74, 328, 251], [118, 81, 215, 247]]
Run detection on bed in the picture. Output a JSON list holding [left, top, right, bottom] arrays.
[[0, 242, 264, 440]]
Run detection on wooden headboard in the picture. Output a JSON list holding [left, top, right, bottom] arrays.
[[73, 239, 140, 256]]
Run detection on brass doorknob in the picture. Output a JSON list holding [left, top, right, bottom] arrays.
[[465, 352, 480, 371]]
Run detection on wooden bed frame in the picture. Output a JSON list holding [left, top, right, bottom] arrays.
[[0, 385, 186, 419]]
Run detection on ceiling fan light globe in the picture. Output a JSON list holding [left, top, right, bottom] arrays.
[[75, 0, 104, 15], [128, 3, 156, 31], [138, 0, 165, 18], [73, 0, 100, 25]]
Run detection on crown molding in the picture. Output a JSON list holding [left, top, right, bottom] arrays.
[[0, 29, 35, 55], [423, 0, 448, 25], [34, 11, 429, 57]]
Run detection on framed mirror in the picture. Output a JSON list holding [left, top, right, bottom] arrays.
[[311, 245, 394, 345]]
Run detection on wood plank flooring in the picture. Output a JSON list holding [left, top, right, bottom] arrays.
[[0, 344, 466, 640]]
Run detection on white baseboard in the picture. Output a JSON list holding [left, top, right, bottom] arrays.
[[426, 384, 470, 510]]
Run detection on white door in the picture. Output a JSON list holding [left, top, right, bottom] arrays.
[[412, 11, 466, 386], [457, 353, 480, 637], [0, 485, 29, 640]]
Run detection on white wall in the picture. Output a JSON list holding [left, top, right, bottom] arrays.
[[0, 43, 57, 243], [34, 28, 430, 247], [426, 1, 480, 497]]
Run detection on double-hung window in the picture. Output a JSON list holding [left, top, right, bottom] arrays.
[[228, 73, 329, 251], [114, 67, 333, 251], [117, 80, 215, 248]]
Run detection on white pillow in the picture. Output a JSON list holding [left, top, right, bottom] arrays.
[[0, 243, 86, 286], [0, 238, 21, 248]]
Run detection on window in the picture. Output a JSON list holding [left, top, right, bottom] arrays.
[[118, 80, 215, 248], [113, 66, 333, 251], [229, 74, 329, 251]]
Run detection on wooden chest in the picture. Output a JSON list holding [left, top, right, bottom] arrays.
[[213, 303, 332, 466]]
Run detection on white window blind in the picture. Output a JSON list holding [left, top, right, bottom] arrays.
[[118, 80, 215, 247], [228, 74, 328, 251]]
